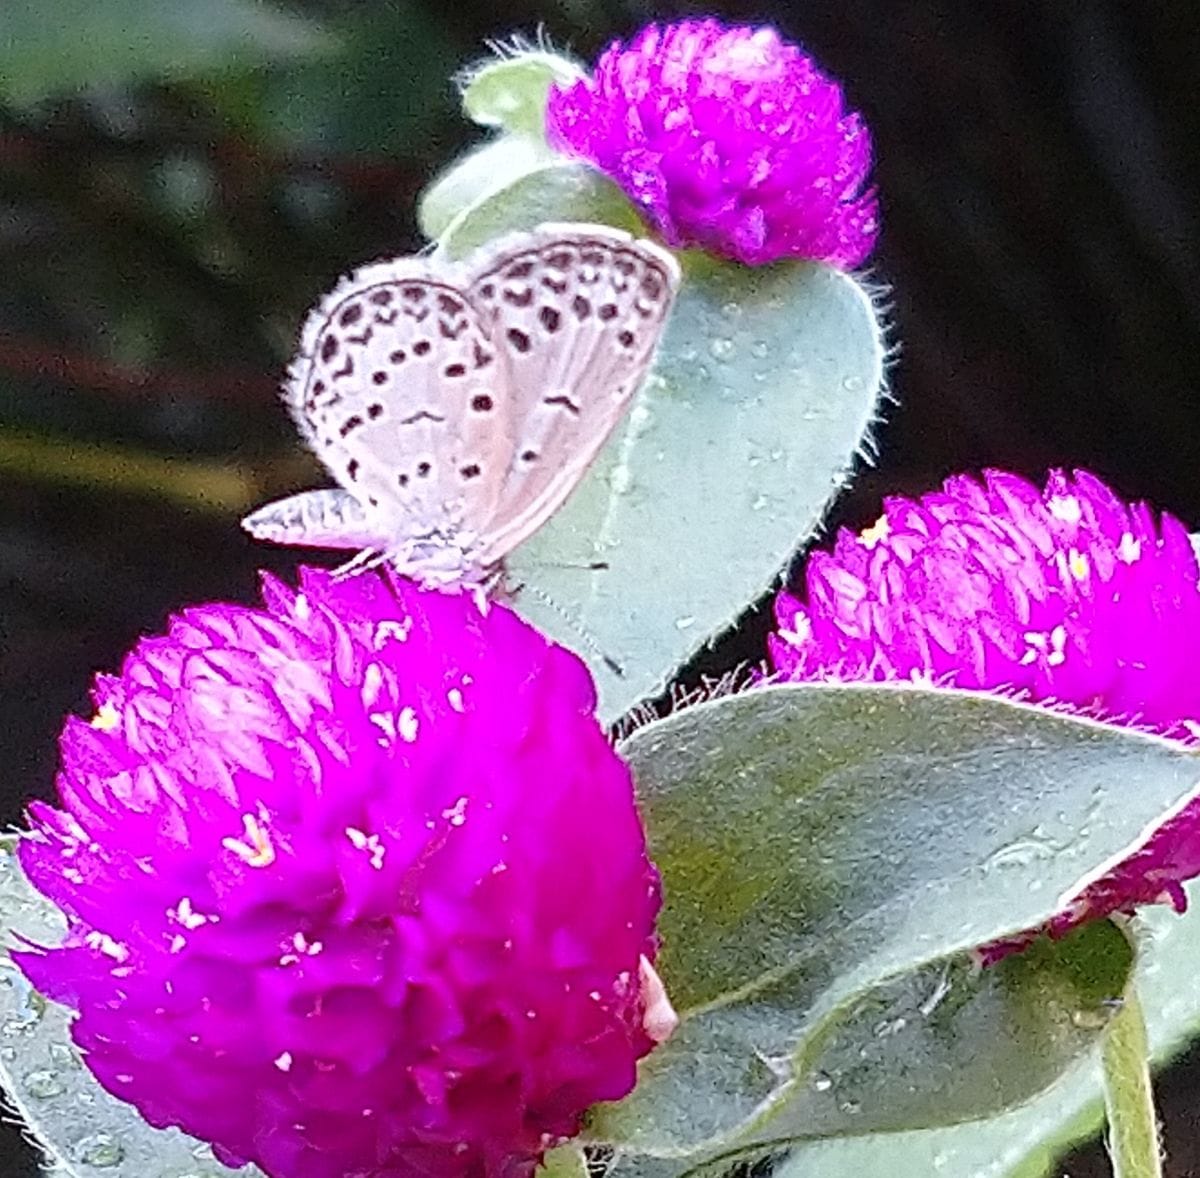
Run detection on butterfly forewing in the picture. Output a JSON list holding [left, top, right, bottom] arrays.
[[286, 264, 509, 549], [462, 224, 680, 564]]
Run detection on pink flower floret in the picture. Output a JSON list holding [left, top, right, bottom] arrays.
[[547, 20, 878, 268]]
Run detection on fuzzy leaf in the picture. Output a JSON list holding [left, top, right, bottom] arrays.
[[775, 880, 1200, 1178], [588, 683, 1200, 1165], [459, 50, 582, 136], [438, 163, 886, 721]]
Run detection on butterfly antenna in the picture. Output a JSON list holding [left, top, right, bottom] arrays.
[[508, 578, 625, 677]]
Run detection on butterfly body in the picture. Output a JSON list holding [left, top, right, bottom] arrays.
[[243, 223, 680, 587]]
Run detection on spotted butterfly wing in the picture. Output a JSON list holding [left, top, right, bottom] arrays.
[[242, 224, 680, 584], [462, 224, 680, 565]]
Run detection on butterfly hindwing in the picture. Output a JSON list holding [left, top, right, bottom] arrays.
[[460, 224, 680, 564]]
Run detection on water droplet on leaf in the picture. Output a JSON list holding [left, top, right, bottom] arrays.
[[71, 1132, 125, 1167], [24, 1068, 65, 1098]]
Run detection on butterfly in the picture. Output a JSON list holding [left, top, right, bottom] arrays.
[[242, 223, 681, 588]]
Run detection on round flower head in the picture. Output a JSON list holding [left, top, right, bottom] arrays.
[[14, 570, 664, 1178], [546, 19, 878, 268], [770, 469, 1200, 933]]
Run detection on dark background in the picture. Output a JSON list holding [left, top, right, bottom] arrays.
[[2, 2, 1199, 1175]]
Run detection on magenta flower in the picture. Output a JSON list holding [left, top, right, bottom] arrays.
[[14, 570, 665, 1178], [770, 469, 1200, 934], [546, 19, 879, 268]]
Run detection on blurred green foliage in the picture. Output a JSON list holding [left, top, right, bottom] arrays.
[[0, 0, 477, 512]]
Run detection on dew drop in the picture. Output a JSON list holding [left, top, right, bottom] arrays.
[[843, 375, 865, 392], [674, 616, 697, 631], [24, 1068, 65, 1098], [750, 340, 770, 359], [812, 1073, 833, 1092], [708, 337, 735, 361], [49, 1041, 80, 1069], [71, 1132, 125, 1167], [720, 301, 742, 319]]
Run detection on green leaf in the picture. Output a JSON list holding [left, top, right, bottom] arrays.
[[418, 136, 559, 242], [416, 48, 582, 237], [590, 683, 1200, 1164], [460, 50, 583, 136], [0, 0, 329, 105], [775, 880, 1200, 1178], [0, 841, 262, 1176], [438, 163, 886, 721], [540, 1144, 590, 1178]]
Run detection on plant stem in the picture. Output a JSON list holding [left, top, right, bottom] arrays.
[[1101, 985, 1162, 1178]]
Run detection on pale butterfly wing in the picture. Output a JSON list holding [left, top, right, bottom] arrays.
[[278, 263, 507, 556], [461, 224, 680, 565], [242, 223, 680, 583]]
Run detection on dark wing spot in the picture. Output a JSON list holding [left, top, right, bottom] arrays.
[[372, 371, 388, 385], [521, 449, 538, 462], [473, 342, 494, 369], [398, 473, 409, 487], [598, 303, 618, 321], [347, 458, 360, 480], [339, 304, 363, 326], [618, 330, 635, 348], [413, 340, 431, 356], [478, 282, 495, 299], [471, 394, 493, 412], [367, 403, 384, 420], [543, 395, 581, 415], [505, 260, 535, 279], [539, 306, 561, 333], [444, 363, 466, 378], [402, 286, 425, 301], [389, 349, 407, 363], [321, 335, 338, 362], [546, 250, 573, 269], [572, 295, 591, 320], [616, 257, 636, 276], [581, 249, 606, 265], [506, 329, 531, 354], [339, 414, 364, 437], [312, 379, 326, 395], [460, 463, 481, 480], [503, 287, 534, 307], [438, 294, 464, 314], [417, 461, 432, 478], [370, 289, 394, 306]]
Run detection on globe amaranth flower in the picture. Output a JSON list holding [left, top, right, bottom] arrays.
[[546, 19, 878, 268], [770, 469, 1200, 937], [13, 569, 666, 1178]]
